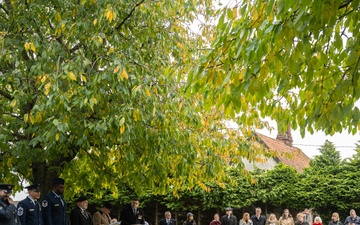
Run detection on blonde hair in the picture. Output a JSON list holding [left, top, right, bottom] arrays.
[[269, 214, 277, 221], [332, 213, 339, 220], [296, 213, 303, 220], [242, 213, 250, 222]]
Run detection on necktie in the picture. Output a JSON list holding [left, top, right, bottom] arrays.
[[81, 209, 88, 218], [133, 208, 136, 216], [167, 220, 170, 225]]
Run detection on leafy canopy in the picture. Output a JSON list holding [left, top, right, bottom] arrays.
[[187, 0, 360, 136]]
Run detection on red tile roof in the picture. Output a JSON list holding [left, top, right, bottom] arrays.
[[255, 133, 310, 172]]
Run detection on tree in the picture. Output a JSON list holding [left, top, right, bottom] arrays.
[[300, 141, 346, 218], [186, 0, 360, 136], [0, 0, 260, 197]]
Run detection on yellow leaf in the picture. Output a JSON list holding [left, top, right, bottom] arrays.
[[81, 75, 87, 82], [10, 99, 17, 108], [105, 9, 116, 22], [41, 75, 47, 83], [68, 71, 77, 81], [120, 70, 129, 80], [233, 7, 237, 18], [120, 124, 125, 134], [145, 88, 151, 97], [29, 114, 35, 124], [24, 114, 29, 122], [44, 82, 51, 95], [24, 42, 30, 51], [93, 18, 98, 26], [55, 12, 61, 22], [93, 97, 98, 104], [133, 111, 138, 121], [36, 113, 42, 123], [251, 7, 259, 23], [55, 133, 60, 141], [113, 65, 120, 73], [30, 42, 36, 51]]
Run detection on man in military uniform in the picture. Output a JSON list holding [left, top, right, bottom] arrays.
[[42, 178, 68, 225], [17, 184, 43, 225], [121, 198, 145, 225], [0, 183, 17, 225]]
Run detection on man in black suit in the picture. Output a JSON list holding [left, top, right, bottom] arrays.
[[120, 198, 145, 225], [159, 211, 176, 225], [70, 196, 91, 225], [221, 207, 237, 225], [42, 178, 68, 225], [251, 208, 266, 225]]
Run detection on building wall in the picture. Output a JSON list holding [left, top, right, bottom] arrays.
[[242, 157, 278, 171]]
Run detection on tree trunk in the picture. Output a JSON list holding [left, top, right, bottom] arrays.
[[155, 201, 159, 225], [197, 207, 201, 225]]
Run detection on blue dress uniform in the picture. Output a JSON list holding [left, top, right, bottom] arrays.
[[0, 183, 18, 225], [17, 184, 43, 225], [42, 178, 68, 225]]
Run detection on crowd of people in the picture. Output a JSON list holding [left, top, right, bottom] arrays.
[[1, 180, 360, 225]]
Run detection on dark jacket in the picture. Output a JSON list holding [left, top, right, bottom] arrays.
[[184, 220, 196, 225], [160, 219, 177, 225], [42, 192, 68, 225], [329, 221, 344, 225], [0, 199, 18, 225], [70, 206, 91, 225], [344, 216, 360, 225], [221, 215, 238, 225], [295, 221, 309, 225], [251, 216, 266, 225], [17, 196, 43, 225], [120, 206, 145, 225]]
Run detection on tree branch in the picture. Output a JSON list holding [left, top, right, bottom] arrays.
[[116, 0, 146, 30], [338, 0, 353, 9], [0, 4, 9, 15], [0, 89, 13, 100]]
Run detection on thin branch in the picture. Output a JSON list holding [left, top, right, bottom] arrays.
[[0, 89, 13, 100], [0, 4, 9, 15], [116, 0, 146, 30], [70, 43, 82, 53], [338, 0, 353, 9]]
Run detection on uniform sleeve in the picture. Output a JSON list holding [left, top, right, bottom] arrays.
[[42, 195, 53, 225], [17, 201, 27, 225], [70, 209, 80, 225], [0, 203, 16, 219]]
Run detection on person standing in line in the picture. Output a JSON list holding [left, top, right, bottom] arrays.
[[295, 213, 309, 225], [183, 212, 196, 225], [0, 183, 17, 225], [251, 208, 266, 225], [240, 213, 252, 225], [265, 214, 279, 225], [17, 184, 43, 225], [42, 178, 68, 225], [93, 202, 118, 225], [279, 209, 294, 225], [329, 213, 343, 225], [120, 198, 145, 225], [70, 196, 91, 225], [344, 210, 360, 225], [313, 217, 322, 225], [221, 207, 237, 225], [159, 211, 176, 225], [210, 213, 221, 225]]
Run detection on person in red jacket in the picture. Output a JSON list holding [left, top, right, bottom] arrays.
[[313, 217, 322, 225], [210, 214, 221, 225]]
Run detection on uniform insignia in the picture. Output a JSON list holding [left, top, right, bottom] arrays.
[[17, 207, 24, 216], [54, 204, 59, 206], [29, 209, 35, 211], [0, 206, 3, 210], [42, 200, 48, 207]]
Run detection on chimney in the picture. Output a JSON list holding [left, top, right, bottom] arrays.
[[276, 124, 293, 147]]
